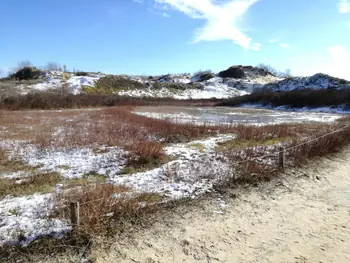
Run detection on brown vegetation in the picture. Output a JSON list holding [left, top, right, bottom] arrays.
[[0, 92, 220, 110], [123, 141, 169, 173], [54, 183, 162, 236], [0, 172, 61, 199], [221, 120, 350, 186]]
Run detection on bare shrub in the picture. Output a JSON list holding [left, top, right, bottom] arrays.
[[0, 92, 221, 110], [287, 124, 350, 165], [221, 122, 350, 187], [55, 183, 161, 235], [127, 141, 165, 167]]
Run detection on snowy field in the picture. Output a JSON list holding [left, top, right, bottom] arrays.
[[0, 106, 344, 246], [134, 106, 343, 125]]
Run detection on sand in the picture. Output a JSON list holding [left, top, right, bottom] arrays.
[[99, 148, 350, 263]]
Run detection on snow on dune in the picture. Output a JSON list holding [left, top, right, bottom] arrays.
[[118, 78, 250, 99], [263, 73, 350, 92], [24, 72, 103, 95], [67, 75, 101, 95]]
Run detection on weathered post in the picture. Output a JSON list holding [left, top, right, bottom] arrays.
[[70, 202, 80, 229], [279, 147, 285, 170]]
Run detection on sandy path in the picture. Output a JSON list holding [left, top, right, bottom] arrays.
[[98, 147, 350, 263]]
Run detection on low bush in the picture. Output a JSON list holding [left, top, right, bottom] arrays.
[[54, 183, 161, 235], [10, 67, 42, 80], [0, 92, 220, 110], [93, 75, 146, 93], [124, 141, 167, 172], [74, 71, 89, 76], [221, 122, 350, 186], [287, 124, 350, 165], [217, 89, 350, 108], [192, 70, 215, 82]]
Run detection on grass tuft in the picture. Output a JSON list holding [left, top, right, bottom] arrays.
[[55, 183, 162, 236], [122, 141, 170, 173], [0, 172, 61, 199], [216, 137, 294, 151]]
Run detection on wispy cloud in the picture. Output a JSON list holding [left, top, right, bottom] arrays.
[[153, 0, 261, 50], [147, 8, 170, 18], [132, 0, 144, 4], [268, 38, 279, 44], [279, 43, 290, 49], [338, 0, 350, 13], [268, 39, 292, 50]]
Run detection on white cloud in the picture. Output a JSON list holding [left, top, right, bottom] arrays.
[[279, 43, 290, 49], [291, 46, 350, 80], [347, 21, 350, 27], [326, 45, 350, 79], [154, 0, 260, 50], [338, 0, 350, 13], [132, 0, 144, 4]]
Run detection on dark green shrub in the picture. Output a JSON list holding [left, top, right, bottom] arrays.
[[217, 89, 350, 108], [75, 72, 89, 76], [11, 67, 42, 80]]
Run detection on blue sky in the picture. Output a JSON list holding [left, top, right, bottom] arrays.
[[0, 0, 349, 79]]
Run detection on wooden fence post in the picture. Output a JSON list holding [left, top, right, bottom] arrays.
[[279, 147, 285, 170], [70, 202, 80, 229]]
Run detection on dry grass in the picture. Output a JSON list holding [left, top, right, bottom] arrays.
[[54, 183, 163, 236], [123, 141, 168, 173], [0, 92, 220, 110], [216, 136, 294, 151], [287, 124, 350, 165], [1, 105, 350, 261], [0, 147, 7, 162], [221, 122, 350, 186], [0, 152, 41, 175], [34, 106, 234, 149], [0, 172, 61, 199], [3, 106, 338, 151], [0, 108, 89, 142]]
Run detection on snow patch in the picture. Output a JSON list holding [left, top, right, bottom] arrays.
[[0, 194, 70, 246]]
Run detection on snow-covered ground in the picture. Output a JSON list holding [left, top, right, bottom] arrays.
[[0, 104, 344, 246], [15, 69, 280, 99], [240, 104, 350, 114], [67, 75, 101, 95], [8, 69, 350, 100], [23, 72, 104, 95], [262, 73, 350, 92], [134, 106, 343, 125], [111, 75, 281, 99], [0, 134, 234, 246], [111, 134, 234, 199], [118, 85, 248, 99], [0, 194, 70, 246]]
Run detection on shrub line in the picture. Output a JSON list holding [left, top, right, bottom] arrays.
[[226, 122, 350, 166]]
